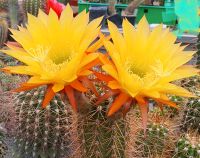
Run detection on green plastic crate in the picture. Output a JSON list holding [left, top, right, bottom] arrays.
[[136, 5, 177, 25], [78, 0, 128, 15]]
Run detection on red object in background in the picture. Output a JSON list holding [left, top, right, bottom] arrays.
[[47, 0, 65, 17]]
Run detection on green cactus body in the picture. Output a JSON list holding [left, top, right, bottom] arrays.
[[23, 0, 47, 17], [8, 0, 19, 29], [0, 0, 8, 11], [135, 123, 169, 157], [0, 19, 8, 48], [13, 87, 74, 158], [182, 99, 200, 133], [78, 101, 128, 158], [174, 137, 200, 158]]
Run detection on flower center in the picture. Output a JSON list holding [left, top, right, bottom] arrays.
[[52, 55, 72, 65], [126, 62, 146, 78]]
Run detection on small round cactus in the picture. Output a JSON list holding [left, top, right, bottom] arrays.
[[13, 87, 74, 158], [134, 123, 169, 157], [181, 98, 200, 133], [174, 137, 200, 158]]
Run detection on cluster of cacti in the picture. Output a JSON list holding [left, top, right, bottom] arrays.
[[77, 101, 128, 158], [134, 123, 169, 157], [12, 87, 75, 158], [181, 98, 200, 133], [22, 0, 47, 17], [0, 18, 8, 48], [174, 136, 200, 158]]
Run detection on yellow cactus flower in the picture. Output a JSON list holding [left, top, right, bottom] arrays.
[[96, 17, 199, 129], [1, 5, 104, 110]]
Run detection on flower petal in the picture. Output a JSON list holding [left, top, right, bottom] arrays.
[[108, 92, 130, 116], [42, 85, 55, 108]]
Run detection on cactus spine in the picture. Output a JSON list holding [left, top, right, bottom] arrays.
[[0, 18, 8, 48], [13, 87, 74, 158]]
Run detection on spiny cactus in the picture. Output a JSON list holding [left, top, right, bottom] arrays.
[[0, 0, 8, 11], [77, 98, 128, 158], [134, 123, 169, 157], [174, 136, 200, 158], [13, 87, 75, 158], [180, 76, 200, 96], [181, 98, 200, 133], [0, 18, 8, 48], [22, 0, 47, 17], [165, 95, 184, 118], [8, 0, 19, 29]]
